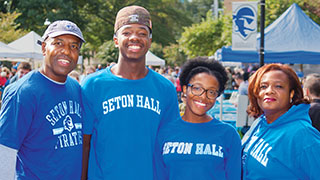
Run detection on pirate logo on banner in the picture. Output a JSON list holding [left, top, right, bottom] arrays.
[[232, 2, 258, 50]]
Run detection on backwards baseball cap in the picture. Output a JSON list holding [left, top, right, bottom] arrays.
[[38, 20, 85, 45], [114, 5, 152, 34]]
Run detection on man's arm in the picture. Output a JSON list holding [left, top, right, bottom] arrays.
[[81, 134, 91, 180], [0, 144, 17, 180]]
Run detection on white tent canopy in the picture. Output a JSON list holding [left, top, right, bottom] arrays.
[[0, 41, 29, 61], [8, 31, 44, 61], [146, 51, 165, 67]]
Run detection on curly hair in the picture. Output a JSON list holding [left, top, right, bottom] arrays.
[[179, 57, 228, 95], [247, 63, 309, 118]]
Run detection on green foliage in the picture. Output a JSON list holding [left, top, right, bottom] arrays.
[[176, 0, 320, 60], [181, 0, 221, 23], [80, 43, 94, 61], [0, 0, 8, 12], [163, 43, 187, 66], [2, 0, 320, 64], [94, 40, 118, 64], [143, 0, 193, 46], [76, 0, 120, 50], [264, 0, 296, 27], [150, 43, 164, 59], [264, 0, 320, 28], [5, 0, 193, 48], [220, 15, 233, 46], [0, 11, 27, 43], [12, 0, 87, 35], [302, 0, 320, 25], [179, 11, 225, 58]]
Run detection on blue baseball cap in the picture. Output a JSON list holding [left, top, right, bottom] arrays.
[[13, 62, 20, 70], [38, 20, 85, 44]]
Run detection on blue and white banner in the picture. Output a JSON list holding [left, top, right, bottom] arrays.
[[232, 1, 258, 50]]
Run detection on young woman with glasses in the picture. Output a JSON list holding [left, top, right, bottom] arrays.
[[155, 57, 241, 180]]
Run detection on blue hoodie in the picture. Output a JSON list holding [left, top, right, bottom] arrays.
[[242, 104, 320, 180]]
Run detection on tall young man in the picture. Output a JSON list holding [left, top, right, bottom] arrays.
[[0, 20, 85, 180], [81, 5, 180, 180]]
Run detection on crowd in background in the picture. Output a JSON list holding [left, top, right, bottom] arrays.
[[0, 62, 315, 96], [0, 60, 319, 131], [0, 62, 32, 97]]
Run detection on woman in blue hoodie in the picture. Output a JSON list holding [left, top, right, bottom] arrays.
[[156, 57, 241, 180], [242, 64, 320, 180]]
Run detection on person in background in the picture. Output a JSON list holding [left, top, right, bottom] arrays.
[[176, 76, 182, 103], [0, 69, 7, 87], [69, 70, 81, 83], [171, 66, 179, 78], [225, 67, 234, 90], [161, 67, 176, 85], [81, 5, 180, 180], [0, 67, 10, 98], [2, 62, 32, 100], [7, 62, 32, 85], [79, 65, 96, 83], [234, 72, 249, 95], [242, 64, 320, 180], [156, 57, 241, 180], [0, 20, 85, 180], [230, 72, 249, 108], [10, 63, 18, 77], [85, 65, 95, 75], [96, 64, 103, 71], [0, 67, 11, 87], [303, 73, 320, 131]]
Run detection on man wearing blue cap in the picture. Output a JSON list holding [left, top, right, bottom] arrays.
[[0, 20, 85, 180]]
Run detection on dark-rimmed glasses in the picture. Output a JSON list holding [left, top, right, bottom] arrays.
[[187, 84, 219, 100]]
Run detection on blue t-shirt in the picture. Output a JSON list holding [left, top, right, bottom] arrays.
[[156, 117, 241, 180], [0, 70, 83, 180], [81, 67, 180, 180], [242, 104, 320, 180]]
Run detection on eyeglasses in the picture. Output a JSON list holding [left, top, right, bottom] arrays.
[[187, 84, 219, 100]]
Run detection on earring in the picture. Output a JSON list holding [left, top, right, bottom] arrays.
[[290, 98, 292, 103]]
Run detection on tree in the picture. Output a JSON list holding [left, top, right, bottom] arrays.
[[94, 40, 118, 64], [3, 0, 194, 67], [11, 0, 87, 34], [78, 0, 194, 65], [0, 0, 19, 13], [181, 0, 223, 23], [0, 11, 27, 43], [163, 43, 187, 66], [150, 43, 164, 59], [176, 0, 320, 60], [79, 0, 193, 47], [303, 0, 320, 22], [264, 0, 320, 28], [179, 11, 225, 58], [0, 0, 9, 12]]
